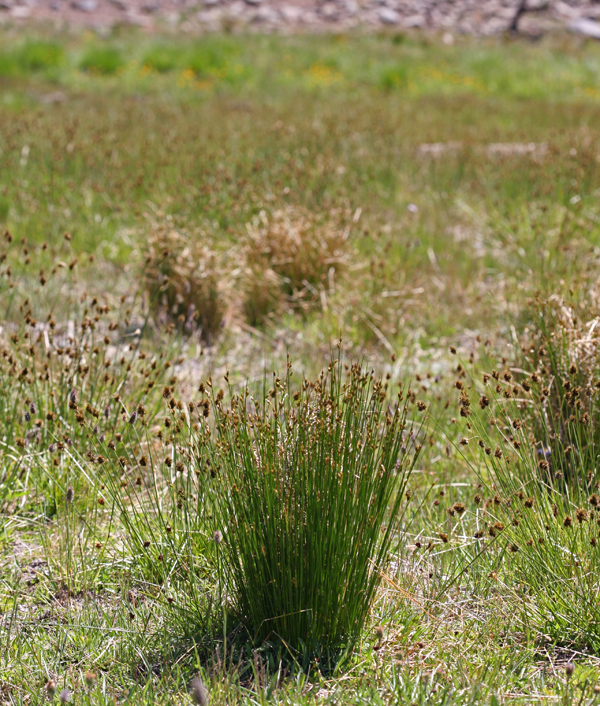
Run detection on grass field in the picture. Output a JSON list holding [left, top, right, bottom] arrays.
[[3, 26, 600, 704]]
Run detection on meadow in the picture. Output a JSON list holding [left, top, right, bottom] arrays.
[[2, 25, 600, 704]]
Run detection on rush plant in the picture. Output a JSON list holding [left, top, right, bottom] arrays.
[[454, 340, 600, 652], [516, 294, 600, 485], [199, 356, 422, 661]]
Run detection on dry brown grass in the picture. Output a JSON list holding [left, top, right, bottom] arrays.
[[239, 265, 283, 329], [244, 205, 351, 311], [142, 206, 352, 336], [142, 224, 228, 341]]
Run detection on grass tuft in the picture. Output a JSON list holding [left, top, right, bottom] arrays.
[[453, 310, 600, 651], [204, 357, 422, 661], [142, 225, 227, 340], [19, 41, 65, 71], [141, 45, 183, 74], [79, 46, 125, 75], [245, 206, 350, 310]]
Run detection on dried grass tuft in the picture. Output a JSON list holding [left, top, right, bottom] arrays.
[[142, 225, 228, 342], [240, 265, 283, 329], [143, 206, 350, 342], [142, 207, 352, 339], [245, 205, 350, 310]]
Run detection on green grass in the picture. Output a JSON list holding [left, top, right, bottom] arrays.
[[203, 361, 421, 660], [18, 40, 65, 72], [79, 46, 126, 76], [3, 26, 600, 705], [2, 31, 600, 346], [0, 40, 65, 77]]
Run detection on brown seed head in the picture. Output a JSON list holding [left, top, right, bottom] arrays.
[[576, 508, 589, 523]]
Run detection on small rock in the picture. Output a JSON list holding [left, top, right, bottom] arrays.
[[344, 0, 359, 15], [0, 0, 13, 10], [553, 1, 578, 21], [109, 0, 128, 9], [197, 8, 221, 22], [280, 4, 302, 21], [229, 0, 245, 15], [71, 0, 98, 11], [39, 91, 66, 104], [141, 0, 159, 11], [10, 5, 31, 16], [404, 13, 424, 28], [252, 5, 278, 22], [442, 31, 454, 45], [320, 1, 338, 20], [203, 0, 220, 6], [244, 0, 261, 6], [300, 10, 317, 24], [568, 18, 600, 40], [125, 11, 151, 25], [378, 6, 398, 24]]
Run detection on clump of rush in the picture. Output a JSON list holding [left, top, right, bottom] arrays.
[[449, 303, 600, 653], [196, 348, 423, 666]]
